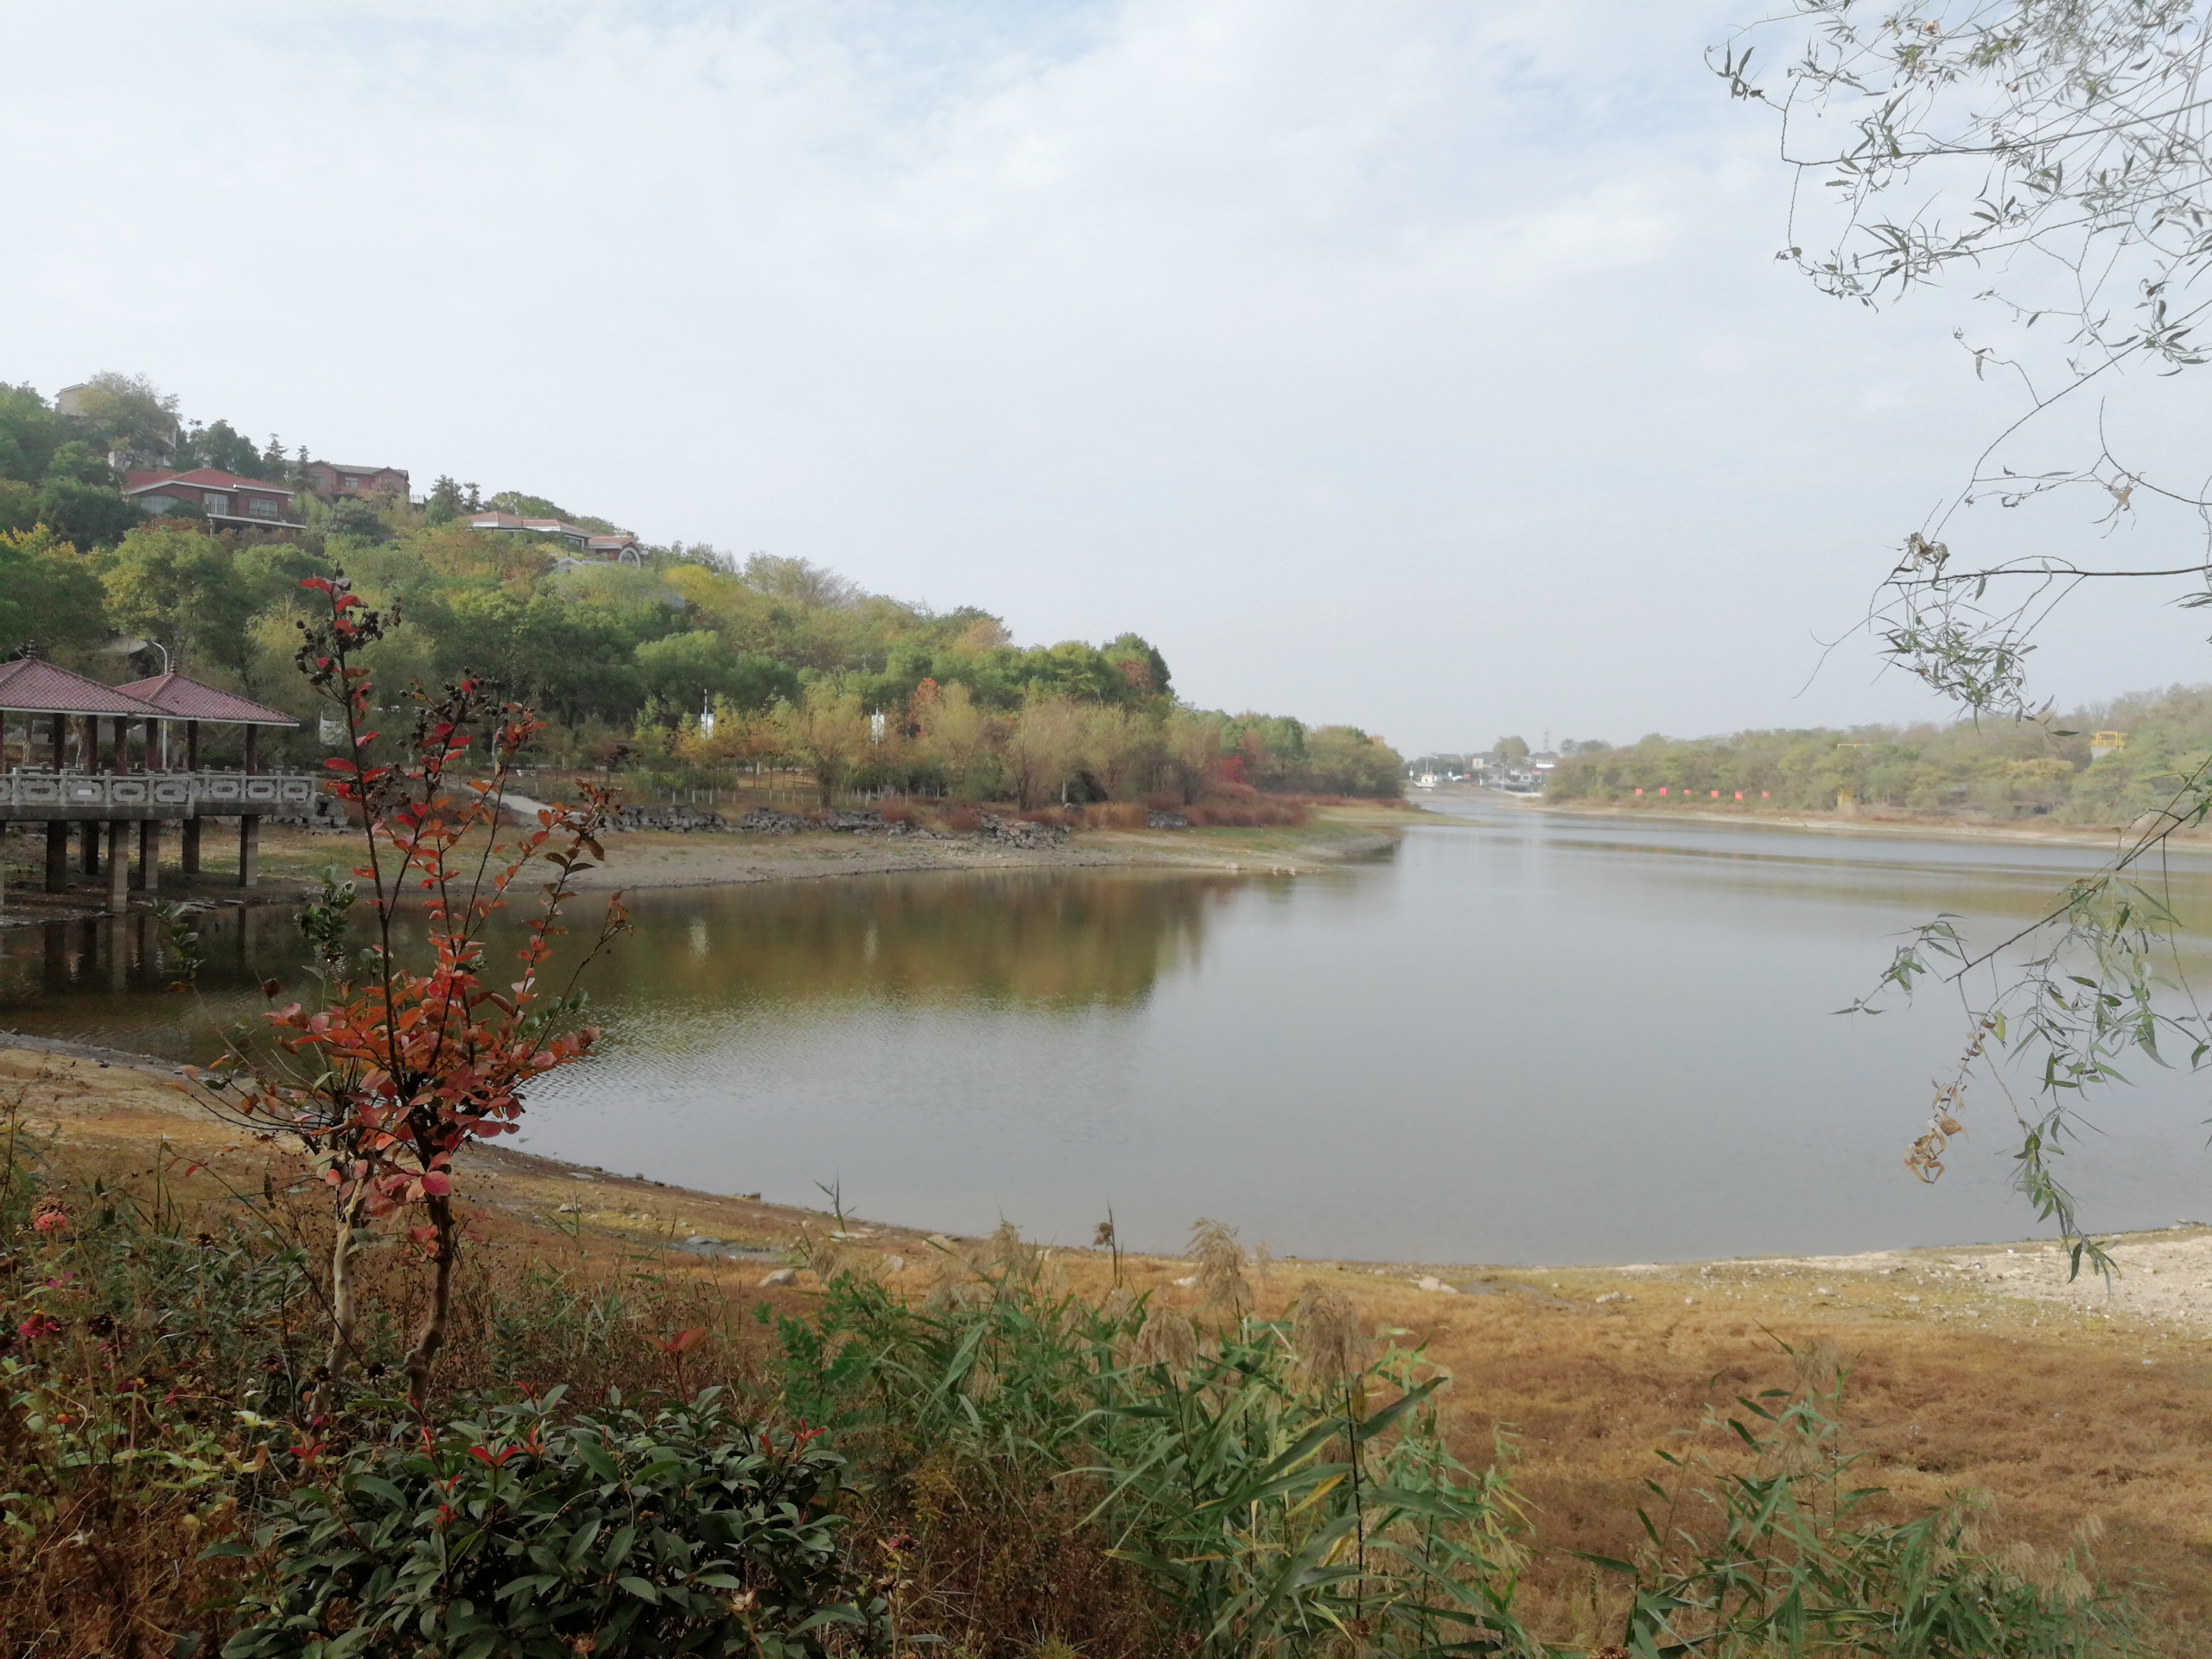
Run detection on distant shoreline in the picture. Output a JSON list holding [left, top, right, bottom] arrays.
[[1425, 784, 2211, 855]]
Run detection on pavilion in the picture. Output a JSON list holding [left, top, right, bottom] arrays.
[[0, 657, 308, 912]]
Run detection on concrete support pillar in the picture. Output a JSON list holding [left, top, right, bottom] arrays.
[[105, 821, 128, 912], [79, 818, 98, 875], [183, 722, 203, 878], [137, 819, 159, 893], [44, 822, 67, 892], [238, 815, 259, 888]]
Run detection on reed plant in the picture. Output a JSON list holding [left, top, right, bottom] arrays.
[[1590, 1340, 2141, 1659], [781, 1223, 1537, 1657]]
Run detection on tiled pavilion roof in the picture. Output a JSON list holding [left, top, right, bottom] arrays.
[[0, 658, 167, 717], [116, 672, 299, 728]]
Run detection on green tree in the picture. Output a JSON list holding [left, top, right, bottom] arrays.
[[63, 371, 179, 463], [0, 384, 70, 484], [1103, 632, 1173, 700], [35, 478, 141, 549], [323, 498, 391, 543], [424, 474, 466, 525], [1495, 734, 1529, 765], [0, 480, 35, 535], [176, 418, 269, 477], [770, 684, 868, 806], [0, 527, 107, 658], [41, 441, 117, 487], [99, 524, 261, 679]]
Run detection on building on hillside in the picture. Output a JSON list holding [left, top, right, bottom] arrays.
[[301, 461, 410, 502], [123, 469, 302, 531], [56, 382, 181, 467], [467, 511, 643, 565]]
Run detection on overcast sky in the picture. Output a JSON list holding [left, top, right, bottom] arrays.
[[7, 0, 2208, 753]]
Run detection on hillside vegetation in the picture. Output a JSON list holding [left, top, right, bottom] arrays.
[[1546, 687, 2212, 825], [0, 374, 1401, 806]]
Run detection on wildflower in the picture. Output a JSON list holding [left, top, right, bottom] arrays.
[[15, 1313, 60, 1344], [31, 1203, 67, 1236]]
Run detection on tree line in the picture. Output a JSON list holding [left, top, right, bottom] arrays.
[[1541, 686, 2212, 823], [0, 374, 1402, 802]]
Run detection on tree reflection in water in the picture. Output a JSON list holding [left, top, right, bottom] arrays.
[[0, 870, 1250, 1058]]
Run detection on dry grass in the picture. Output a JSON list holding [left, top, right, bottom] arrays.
[[12, 1050, 2209, 1653]]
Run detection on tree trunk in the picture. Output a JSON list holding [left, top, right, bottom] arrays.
[[402, 1192, 457, 1408], [324, 1180, 372, 1381]]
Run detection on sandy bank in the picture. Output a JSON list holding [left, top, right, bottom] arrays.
[[563, 807, 1408, 892], [0, 806, 1408, 925]]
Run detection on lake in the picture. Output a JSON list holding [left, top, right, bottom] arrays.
[[6, 796, 2211, 1265]]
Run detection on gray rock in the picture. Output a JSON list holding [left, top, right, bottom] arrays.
[[759, 1267, 798, 1287]]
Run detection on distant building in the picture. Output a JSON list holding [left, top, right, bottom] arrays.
[[467, 511, 642, 565], [57, 381, 180, 468], [302, 461, 410, 502], [123, 468, 302, 531]]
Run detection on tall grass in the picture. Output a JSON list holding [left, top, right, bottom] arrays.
[[780, 1224, 1537, 1657]]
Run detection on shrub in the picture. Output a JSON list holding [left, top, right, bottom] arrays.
[[219, 1389, 877, 1659], [1180, 782, 1310, 828], [1080, 801, 1149, 830]]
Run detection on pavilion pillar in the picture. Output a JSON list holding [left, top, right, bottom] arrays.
[[245, 726, 259, 773], [0, 821, 9, 912], [111, 715, 129, 772], [44, 822, 67, 892], [137, 819, 159, 893], [181, 721, 201, 875], [105, 822, 127, 912], [238, 814, 259, 888]]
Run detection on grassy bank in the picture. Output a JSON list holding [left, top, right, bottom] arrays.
[[2, 1050, 2196, 1656]]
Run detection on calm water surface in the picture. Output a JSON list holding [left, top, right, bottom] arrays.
[[8, 797, 2212, 1264]]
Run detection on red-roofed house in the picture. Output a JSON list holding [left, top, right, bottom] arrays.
[[301, 461, 410, 502], [124, 468, 302, 531]]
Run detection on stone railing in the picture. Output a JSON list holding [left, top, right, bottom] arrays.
[[0, 770, 316, 813]]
